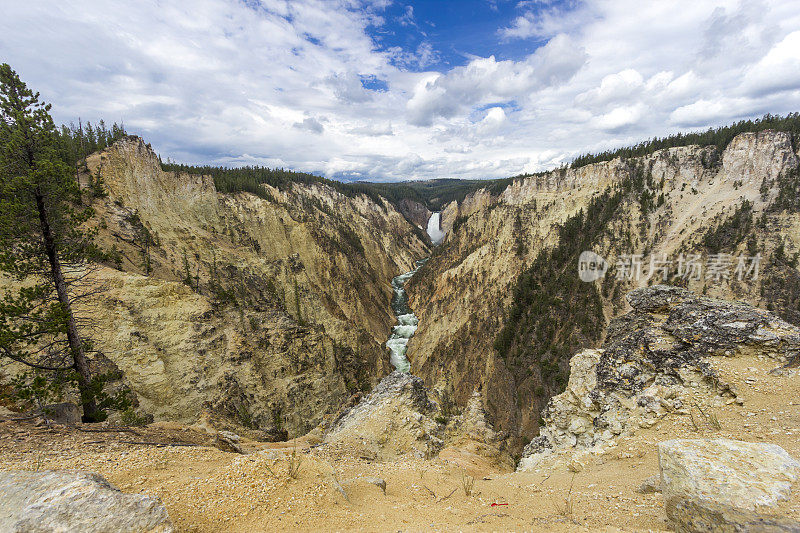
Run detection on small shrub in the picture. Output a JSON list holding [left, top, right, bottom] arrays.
[[120, 408, 149, 427], [460, 470, 475, 497], [287, 443, 304, 479]]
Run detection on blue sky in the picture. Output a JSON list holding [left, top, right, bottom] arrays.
[[1, 1, 799, 181], [368, 0, 556, 70]]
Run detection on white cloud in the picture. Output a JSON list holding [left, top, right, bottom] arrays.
[[294, 117, 325, 134], [592, 104, 645, 132], [576, 69, 644, 106], [742, 31, 800, 96], [406, 34, 586, 126], [1, 0, 799, 181], [348, 122, 394, 136]]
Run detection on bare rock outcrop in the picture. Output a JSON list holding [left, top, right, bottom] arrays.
[[0, 470, 173, 532], [659, 438, 800, 532], [322, 371, 444, 460], [519, 286, 800, 469]]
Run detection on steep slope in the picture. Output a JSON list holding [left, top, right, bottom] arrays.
[[407, 130, 800, 452], [2, 137, 429, 437]]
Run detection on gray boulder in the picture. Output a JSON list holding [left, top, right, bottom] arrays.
[[659, 439, 800, 532], [214, 431, 244, 454], [0, 470, 173, 532]]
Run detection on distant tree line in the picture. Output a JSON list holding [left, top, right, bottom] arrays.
[[161, 161, 495, 214], [54, 119, 128, 169], [571, 112, 800, 169]]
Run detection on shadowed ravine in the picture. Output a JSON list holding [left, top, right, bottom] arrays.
[[385, 212, 444, 371], [386, 258, 427, 372]]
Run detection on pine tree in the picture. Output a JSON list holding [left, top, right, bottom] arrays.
[[0, 64, 104, 421]]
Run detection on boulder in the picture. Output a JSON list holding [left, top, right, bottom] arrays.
[[0, 470, 173, 532], [665, 496, 800, 532], [214, 431, 244, 454], [519, 287, 800, 469], [659, 439, 800, 532]]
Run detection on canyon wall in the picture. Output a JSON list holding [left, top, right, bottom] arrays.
[[1, 137, 429, 437], [407, 130, 800, 453]]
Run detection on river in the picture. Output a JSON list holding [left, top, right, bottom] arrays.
[[385, 212, 444, 372]]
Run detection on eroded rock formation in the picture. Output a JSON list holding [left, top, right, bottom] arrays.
[[519, 285, 800, 468]]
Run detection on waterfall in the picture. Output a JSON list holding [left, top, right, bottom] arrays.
[[426, 212, 446, 244]]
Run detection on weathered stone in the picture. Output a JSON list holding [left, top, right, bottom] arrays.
[[665, 495, 800, 533], [637, 474, 662, 494], [0, 470, 173, 532], [658, 439, 800, 532], [363, 476, 387, 494], [519, 287, 800, 469], [215, 431, 244, 454], [41, 402, 81, 425], [658, 439, 800, 511], [627, 285, 690, 312]]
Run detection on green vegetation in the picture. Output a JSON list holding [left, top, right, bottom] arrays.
[[772, 165, 800, 212], [702, 200, 754, 253], [493, 160, 661, 399], [161, 161, 495, 213], [571, 112, 800, 169], [493, 189, 621, 392], [55, 119, 128, 170], [0, 64, 117, 422], [358, 178, 489, 211]]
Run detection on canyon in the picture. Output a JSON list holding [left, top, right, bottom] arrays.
[[406, 129, 800, 452], [2, 127, 800, 531]]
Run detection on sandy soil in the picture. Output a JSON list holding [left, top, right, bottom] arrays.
[[1, 350, 798, 532]]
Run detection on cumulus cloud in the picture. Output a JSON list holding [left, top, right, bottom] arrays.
[[406, 34, 587, 126], [325, 71, 374, 104], [742, 31, 800, 96], [593, 104, 646, 132], [1, 0, 799, 181]]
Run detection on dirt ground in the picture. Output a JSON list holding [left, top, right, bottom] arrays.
[[1, 351, 799, 532]]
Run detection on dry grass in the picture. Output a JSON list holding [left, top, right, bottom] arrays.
[[460, 469, 475, 497], [691, 403, 722, 430], [287, 443, 304, 479]]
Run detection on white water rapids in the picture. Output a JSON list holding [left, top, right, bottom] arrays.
[[385, 212, 445, 372], [386, 261, 425, 372]]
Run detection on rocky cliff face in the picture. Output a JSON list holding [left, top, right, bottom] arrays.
[[1, 137, 429, 437], [518, 285, 800, 468], [407, 130, 800, 452]]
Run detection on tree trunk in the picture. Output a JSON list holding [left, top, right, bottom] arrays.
[[35, 190, 100, 422]]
